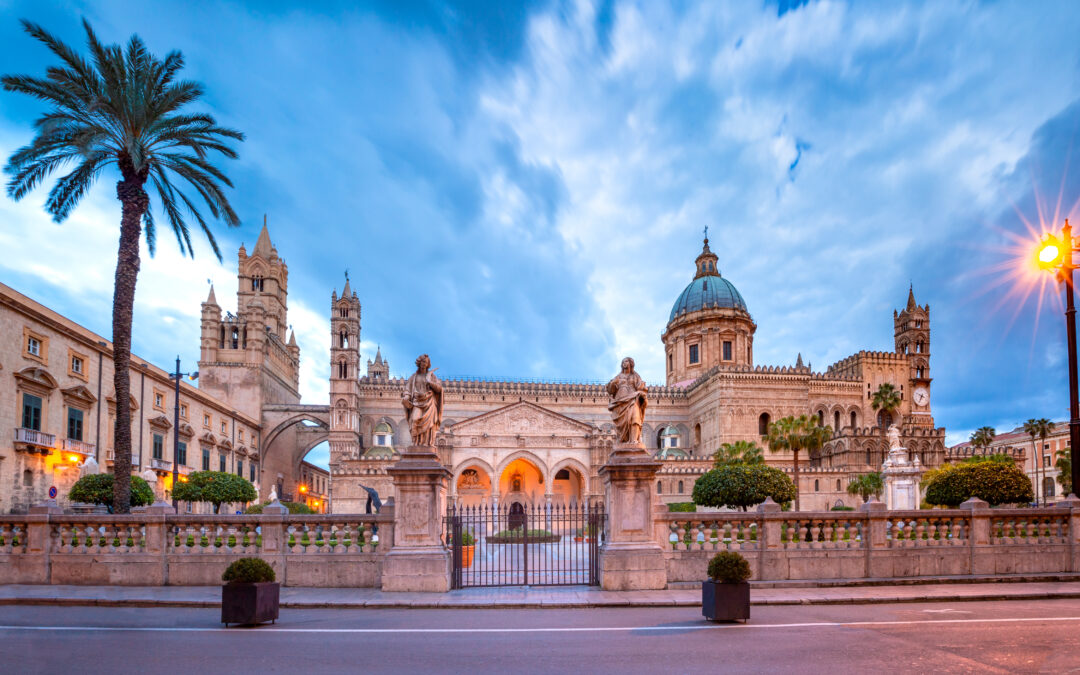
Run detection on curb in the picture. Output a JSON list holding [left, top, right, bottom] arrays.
[[4, 590, 1080, 610]]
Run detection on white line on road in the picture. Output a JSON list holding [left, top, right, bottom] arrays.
[[1, 616, 1079, 633]]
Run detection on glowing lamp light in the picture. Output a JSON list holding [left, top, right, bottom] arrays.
[[67, 454, 80, 463], [179, 476, 189, 483], [299, 485, 308, 493], [1037, 235, 1065, 269]]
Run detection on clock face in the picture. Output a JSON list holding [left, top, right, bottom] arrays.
[[913, 387, 929, 407]]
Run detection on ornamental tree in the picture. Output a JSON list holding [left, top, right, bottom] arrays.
[[924, 460, 1033, 507], [846, 472, 884, 504], [712, 440, 764, 468], [69, 473, 154, 511], [172, 471, 256, 513], [692, 464, 796, 512]]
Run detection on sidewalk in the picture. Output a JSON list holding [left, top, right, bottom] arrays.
[[2, 580, 1080, 609]]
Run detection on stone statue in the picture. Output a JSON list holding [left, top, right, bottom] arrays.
[[402, 353, 444, 447], [79, 456, 100, 478], [886, 424, 902, 451], [606, 357, 648, 444], [268, 486, 278, 502]]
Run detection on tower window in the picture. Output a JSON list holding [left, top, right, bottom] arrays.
[[814, 479, 820, 492], [251, 276, 264, 292], [668, 353, 673, 373], [722, 341, 732, 361], [339, 307, 349, 318], [916, 342, 924, 353], [834, 411, 840, 430], [850, 411, 857, 429], [758, 413, 770, 436], [678, 481, 684, 494], [230, 328, 239, 349], [817, 410, 824, 426], [338, 360, 348, 379], [688, 344, 699, 365], [657, 481, 662, 494], [916, 367, 925, 379], [340, 331, 348, 348]]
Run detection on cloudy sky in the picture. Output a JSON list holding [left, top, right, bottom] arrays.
[[2, 0, 1080, 469]]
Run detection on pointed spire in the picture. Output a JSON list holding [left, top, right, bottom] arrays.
[[288, 330, 297, 347], [693, 227, 720, 279], [342, 269, 351, 298], [253, 216, 273, 258], [796, 353, 804, 368], [906, 284, 917, 311], [375, 345, 383, 364], [205, 284, 218, 306]]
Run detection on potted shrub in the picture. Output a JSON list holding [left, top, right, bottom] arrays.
[[459, 530, 476, 567], [574, 527, 585, 543], [221, 557, 279, 626], [702, 551, 751, 622]]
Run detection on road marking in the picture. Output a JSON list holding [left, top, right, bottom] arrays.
[[0, 616, 1079, 633], [922, 609, 973, 614]]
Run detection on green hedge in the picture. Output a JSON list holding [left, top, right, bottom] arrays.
[[692, 464, 796, 511], [69, 474, 154, 510], [924, 460, 1034, 507], [245, 501, 314, 515], [668, 502, 697, 512]]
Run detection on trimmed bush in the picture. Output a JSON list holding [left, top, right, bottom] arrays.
[[222, 557, 276, 584], [707, 551, 752, 583], [830, 505, 855, 511], [692, 464, 797, 511], [69, 473, 154, 510], [173, 471, 257, 513], [668, 502, 697, 512], [924, 460, 1034, 507], [245, 501, 314, 515]]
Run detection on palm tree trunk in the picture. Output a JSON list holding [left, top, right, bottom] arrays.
[[1032, 439, 1040, 507], [111, 171, 148, 514], [793, 449, 800, 511]]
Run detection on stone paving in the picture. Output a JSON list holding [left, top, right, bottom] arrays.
[[2, 580, 1079, 609]]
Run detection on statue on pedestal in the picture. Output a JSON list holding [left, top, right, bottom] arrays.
[[401, 353, 443, 447], [606, 357, 648, 444]]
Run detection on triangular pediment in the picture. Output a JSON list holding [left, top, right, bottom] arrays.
[[449, 401, 594, 436]]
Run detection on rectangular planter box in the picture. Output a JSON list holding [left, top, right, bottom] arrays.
[[222, 582, 280, 626], [702, 580, 750, 622]]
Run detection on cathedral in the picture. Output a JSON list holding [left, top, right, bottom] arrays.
[[326, 234, 947, 513]]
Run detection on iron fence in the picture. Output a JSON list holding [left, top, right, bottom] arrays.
[[446, 502, 605, 588]]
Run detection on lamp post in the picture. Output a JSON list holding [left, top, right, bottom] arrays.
[[1036, 219, 1080, 498], [168, 357, 198, 510]]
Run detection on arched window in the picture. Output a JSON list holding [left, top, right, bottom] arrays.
[[555, 469, 570, 480], [22, 469, 33, 486], [657, 481, 662, 494], [338, 360, 348, 379], [678, 481, 684, 494], [817, 410, 825, 426], [374, 422, 393, 447], [814, 479, 819, 492], [865, 449, 872, 465], [834, 411, 840, 430], [668, 353, 673, 373], [230, 327, 239, 349], [877, 410, 892, 428], [340, 331, 348, 348], [694, 424, 701, 447], [1043, 476, 1056, 498], [758, 413, 770, 436], [850, 411, 857, 429], [836, 479, 841, 491], [916, 341, 924, 354]]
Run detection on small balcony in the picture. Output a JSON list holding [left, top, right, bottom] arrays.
[[61, 438, 96, 458], [150, 457, 171, 472], [14, 427, 55, 453]]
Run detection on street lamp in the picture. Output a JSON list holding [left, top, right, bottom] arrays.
[[168, 357, 198, 510], [1035, 219, 1080, 499]]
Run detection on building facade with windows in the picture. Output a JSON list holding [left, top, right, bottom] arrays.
[[0, 282, 261, 514], [948, 423, 1068, 503], [327, 236, 948, 513]]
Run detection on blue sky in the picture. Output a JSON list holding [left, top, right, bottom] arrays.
[[2, 1, 1080, 470]]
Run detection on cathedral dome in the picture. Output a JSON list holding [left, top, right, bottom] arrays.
[[668, 274, 748, 321], [668, 233, 748, 322]]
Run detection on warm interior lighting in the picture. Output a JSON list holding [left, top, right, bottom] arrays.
[[299, 485, 308, 493], [67, 454, 80, 463], [179, 475, 188, 483]]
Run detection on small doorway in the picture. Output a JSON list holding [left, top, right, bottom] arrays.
[[508, 502, 526, 531]]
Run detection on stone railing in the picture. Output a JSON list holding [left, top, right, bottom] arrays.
[[657, 497, 1079, 583], [0, 501, 394, 587]]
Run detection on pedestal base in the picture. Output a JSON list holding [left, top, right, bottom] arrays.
[[599, 543, 667, 590], [380, 547, 451, 593]]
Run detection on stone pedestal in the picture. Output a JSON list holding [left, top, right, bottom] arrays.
[[881, 446, 925, 510], [380, 445, 452, 592], [597, 441, 667, 590]]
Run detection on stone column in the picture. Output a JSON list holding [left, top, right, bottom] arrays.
[[380, 445, 452, 592], [597, 441, 666, 590]]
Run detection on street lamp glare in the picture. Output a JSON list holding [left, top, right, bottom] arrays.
[[1037, 239, 1062, 267]]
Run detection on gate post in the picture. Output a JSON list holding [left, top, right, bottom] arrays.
[[380, 444, 452, 592], [597, 442, 667, 590]]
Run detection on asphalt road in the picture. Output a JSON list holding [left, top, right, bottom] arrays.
[[2, 599, 1079, 674]]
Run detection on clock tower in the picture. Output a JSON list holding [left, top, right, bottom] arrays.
[[894, 286, 933, 428]]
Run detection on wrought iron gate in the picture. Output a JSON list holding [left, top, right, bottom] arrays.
[[447, 503, 605, 588]]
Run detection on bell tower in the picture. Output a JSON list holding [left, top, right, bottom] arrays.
[[329, 274, 361, 465], [894, 285, 933, 426]]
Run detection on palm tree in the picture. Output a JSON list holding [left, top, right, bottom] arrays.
[[3, 20, 243, 512], [970, 426, 996, 454], [1023, 418, 1053, 506], [846, 472, 884, 504], [766, 415, 828, 511], [871, 383, 902, 430], [712, 440, 764, 468], [1056, 448, 1072, 497]]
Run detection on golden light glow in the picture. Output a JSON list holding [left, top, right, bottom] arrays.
[[179, 475, 189, 483], [67, 454, 80, 463], [299, 485, 308, 493], [1037, 237, 1063, 268]]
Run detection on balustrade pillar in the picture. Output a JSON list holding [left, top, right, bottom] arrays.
[[1059, 494, 1080, 572], [597, 441, 666, 590], [961, 496, 991, 575]]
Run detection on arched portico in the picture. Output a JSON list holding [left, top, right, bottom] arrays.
[[260, 404, 330, 500], [549, 457, 589, 505], [497, 454, 546, 509]]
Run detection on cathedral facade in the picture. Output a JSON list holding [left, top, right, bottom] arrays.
[[328, 236, 947, 513]]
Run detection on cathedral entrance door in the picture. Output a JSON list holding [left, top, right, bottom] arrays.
[[508, 502, 526, 531]]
